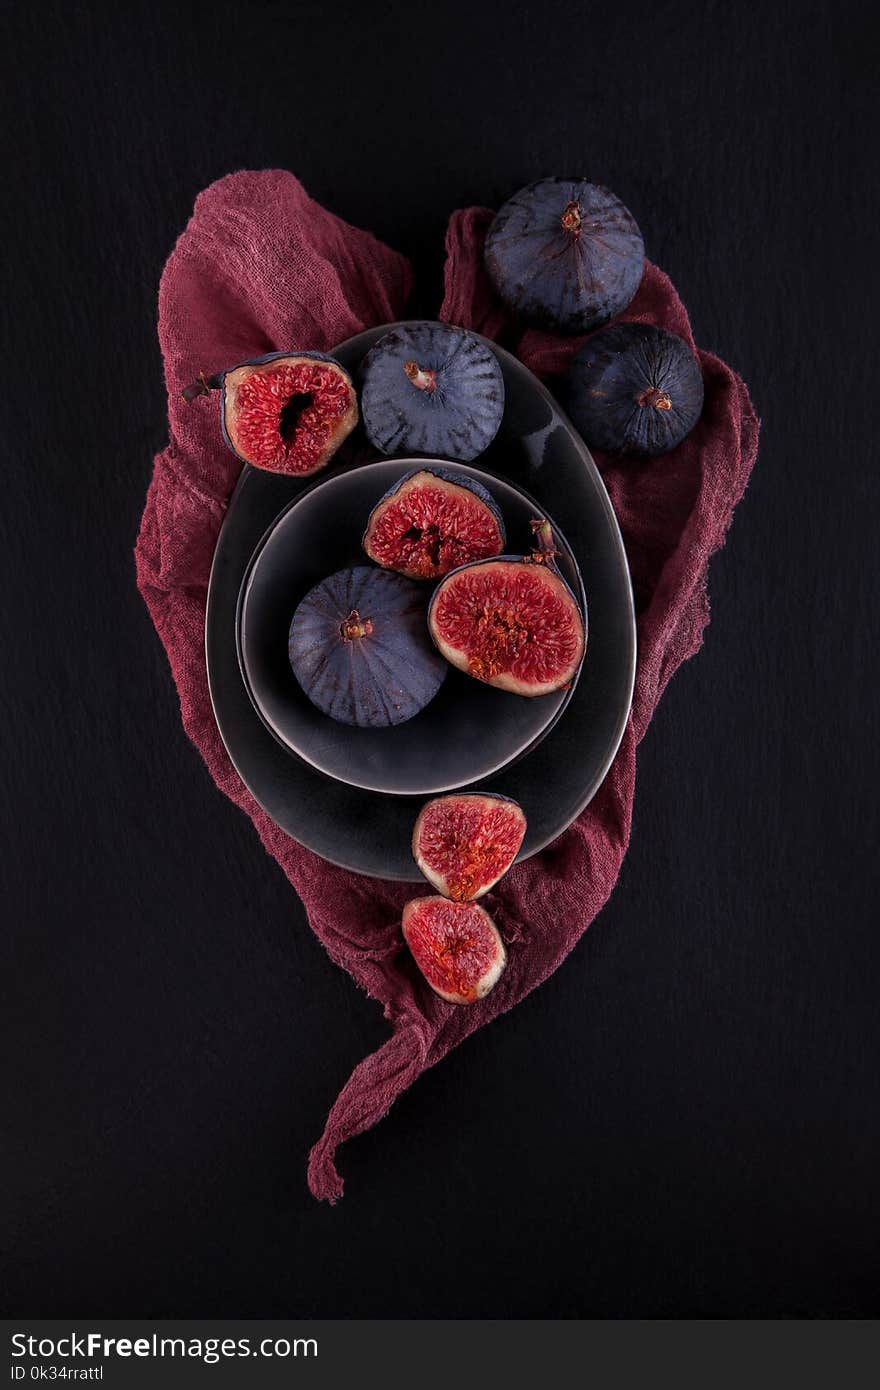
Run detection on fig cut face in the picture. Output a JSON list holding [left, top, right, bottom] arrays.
[[402, 897, 507, 1005], [188, 351, 358, 475], [412, 793, 527, 901], [362, 468, 505, 581], [429, 558, 586, 696]]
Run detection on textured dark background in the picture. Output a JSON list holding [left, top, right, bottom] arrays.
[[2, 0, 877, 1318]]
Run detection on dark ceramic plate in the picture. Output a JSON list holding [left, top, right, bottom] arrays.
[[237, 459, 585, 796], [205, 322, 636, 879]]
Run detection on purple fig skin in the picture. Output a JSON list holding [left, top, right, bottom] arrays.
[[484, 178, 645, 335], [359, 322, 505, 461], [289, 566, 446, 727], [568, 323, 704, 456], [362, 467, 506, 580]]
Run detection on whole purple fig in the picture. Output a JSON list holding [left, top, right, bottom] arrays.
[[359, 322, 504, 461], [568, 323, 704, 456], [289, 566, 446, 727], [484, 178, 645, 334]]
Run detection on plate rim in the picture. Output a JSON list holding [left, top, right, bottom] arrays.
[[205, 321, 637, 878]]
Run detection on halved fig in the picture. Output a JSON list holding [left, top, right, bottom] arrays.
[[362, 468, 505, 581], [428, 527, 586, 696], [183, 351, 358, 476], [412, 793, 527, 900], [402, 897, 507, 1005]]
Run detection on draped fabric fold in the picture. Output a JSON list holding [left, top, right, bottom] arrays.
[[135, 171, 758, 1201]]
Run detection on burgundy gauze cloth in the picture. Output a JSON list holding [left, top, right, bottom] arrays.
[[135, 170, 759, 1202]]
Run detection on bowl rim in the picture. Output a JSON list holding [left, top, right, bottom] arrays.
[[234, 456, 587, 795]]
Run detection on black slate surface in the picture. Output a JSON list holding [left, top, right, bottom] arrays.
[[1, 0, 877, 1317]]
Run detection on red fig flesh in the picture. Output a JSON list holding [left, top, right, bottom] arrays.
[[402, 897, 506, 1005], [412, 793, 526, 900], [225, 354, 356, 473], [185, 351, 358, 475], [429, 557, 585, 696], [362, 469, 505, 580]]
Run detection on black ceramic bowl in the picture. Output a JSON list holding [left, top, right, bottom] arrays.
[[237, 459, 585, 796]]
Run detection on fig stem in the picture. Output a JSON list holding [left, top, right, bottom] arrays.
[[638, 386, 673, 411], [181, 371, 222, 404], [561, 200, 582, 234], [529, 517, 560, 565], [340, 609, 374, 641], [403, 360, 437, 394]]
